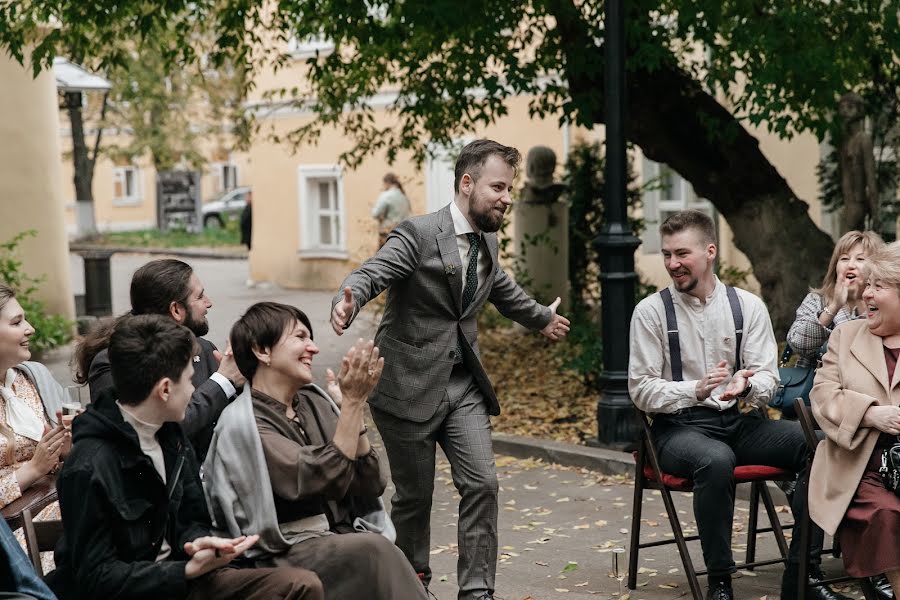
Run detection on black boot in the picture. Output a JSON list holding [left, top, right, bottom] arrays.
[[707, 580, 734, 600], [870, 574, 894, 600], [781, 564, 854, 600]]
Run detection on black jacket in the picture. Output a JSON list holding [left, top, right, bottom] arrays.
[[49, 389, 210, 600], [88, 337, 230, 463]]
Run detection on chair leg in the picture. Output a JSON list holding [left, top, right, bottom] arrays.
[[659, 486, 704, 600], [859, 577, 880, 600], [797, 500, 811, 600], [21, 508, 42, 577], [759, 482, 789, 559], [746, 481, 760, 568], [627, 472, 644, 591]]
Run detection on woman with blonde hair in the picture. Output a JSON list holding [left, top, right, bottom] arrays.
[[787, 230, 884, 367], [809, 241, 900, 595], [0, 283, 68, 509]]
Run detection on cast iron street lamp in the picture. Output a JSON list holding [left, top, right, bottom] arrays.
[[595, 0, 641, 449]]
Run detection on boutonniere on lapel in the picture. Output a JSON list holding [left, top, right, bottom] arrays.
[[445, 264, 458, 277]]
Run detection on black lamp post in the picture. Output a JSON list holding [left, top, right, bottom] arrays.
[[594, 0, 641, 449]]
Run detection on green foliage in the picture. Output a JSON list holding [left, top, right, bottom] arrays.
[[565, 140, 647, 318], [716, 261, 753, 289], [85, 224, 241, 249], [1, 1, 894, 167], [557, 141, 651, 389], [0, 231, 73, 355]]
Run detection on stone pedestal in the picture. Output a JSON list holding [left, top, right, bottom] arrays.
[[512, 197, 569, 308]]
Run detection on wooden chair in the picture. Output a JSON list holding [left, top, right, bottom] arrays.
[[627, 409, 795, 600], [792, 399, 879, 600], [1, 474, 62, 577]]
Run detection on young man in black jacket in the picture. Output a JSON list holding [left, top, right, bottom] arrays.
[[50, 315, 323, 600]]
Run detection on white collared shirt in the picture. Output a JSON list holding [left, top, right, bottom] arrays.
[[449, 201, 491, 300], [628, 278, 779, 414]]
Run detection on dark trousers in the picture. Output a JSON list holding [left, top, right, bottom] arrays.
[[652, 406, 824, 577], [187, 564, 324, 600], [372, 365, 499, 600]]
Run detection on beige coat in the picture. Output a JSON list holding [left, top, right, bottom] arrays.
[[809, 318, 899, 535]]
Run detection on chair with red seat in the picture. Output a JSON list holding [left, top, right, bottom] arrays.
[[627, 409, 795, 600]]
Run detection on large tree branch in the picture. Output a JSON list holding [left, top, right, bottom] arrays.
[[549, 0, 834, 336]]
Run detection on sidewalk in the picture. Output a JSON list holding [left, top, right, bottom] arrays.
[[49, 253, 854, 600]]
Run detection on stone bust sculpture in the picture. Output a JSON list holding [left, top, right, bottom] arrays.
[[838, 92, 879, 232], [521, 146, 566, 205]]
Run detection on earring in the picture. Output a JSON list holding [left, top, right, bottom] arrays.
[[265, 359, 271, 366]]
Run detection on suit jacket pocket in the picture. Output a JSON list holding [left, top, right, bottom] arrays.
[[376, 335, 440, 402]]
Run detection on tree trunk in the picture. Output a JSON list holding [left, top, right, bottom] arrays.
[[550, 1, 834, 337], [66, 91, 96, 236], [625, 65, 834, 338]]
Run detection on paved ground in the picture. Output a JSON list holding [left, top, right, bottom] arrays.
[[47, 253, 859, 600]]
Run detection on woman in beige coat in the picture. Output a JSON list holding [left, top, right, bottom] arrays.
[[809, 242, 900, 595]]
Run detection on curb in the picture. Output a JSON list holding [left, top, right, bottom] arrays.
[[491, 432, 634, 476], [490, 432, 788, 503], [69, 243, 247, 261]]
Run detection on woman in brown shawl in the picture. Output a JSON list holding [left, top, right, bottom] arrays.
[[206, 301, 426, 600]]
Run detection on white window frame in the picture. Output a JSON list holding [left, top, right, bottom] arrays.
[[287, 34, 335, 60], [112, 165, 141, 206], [297, 165, 347, 259], [210, 162, 239, 196], [640, 158, 713, 254]]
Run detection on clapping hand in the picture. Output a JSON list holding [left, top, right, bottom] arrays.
[[720, 368, 755, 401], [326, 368, 342, 407], [695, 360, 730, 401], [539, 297, 571, 342], [337, 339, 384, 404]]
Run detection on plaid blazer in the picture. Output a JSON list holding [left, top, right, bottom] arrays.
[[334, 204, 551, 422]]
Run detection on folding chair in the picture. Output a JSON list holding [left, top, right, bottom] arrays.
[[627, 409, 794, 600], [1, 473, 60, 578], [792, 399, 879, 600], [1, 474, 57, 533]]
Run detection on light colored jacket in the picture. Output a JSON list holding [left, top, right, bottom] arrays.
[[18, 361, 64, 427], [809, 319, 895, 535]]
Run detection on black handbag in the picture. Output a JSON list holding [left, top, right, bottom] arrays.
[[770, 344, 823, 419], [879, 441, 900, 497]]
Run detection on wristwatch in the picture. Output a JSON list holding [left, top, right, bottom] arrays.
[[737, 381, 753, 399]]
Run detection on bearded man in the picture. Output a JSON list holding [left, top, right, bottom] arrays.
[[330, 139, 570, 600], [75, 258, 244, 463]]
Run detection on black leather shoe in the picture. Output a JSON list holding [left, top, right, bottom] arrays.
[[781, 566, 854, 600], [870, 574, 894, 600], [707, 581, 734, 600]]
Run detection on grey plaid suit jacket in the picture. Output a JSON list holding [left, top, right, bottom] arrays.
[[334, 204, 552, 423]]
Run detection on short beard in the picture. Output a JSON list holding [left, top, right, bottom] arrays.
[[468, 194, 505, 233], [182, 312, 209, 337], [672, 274, 699, 293]]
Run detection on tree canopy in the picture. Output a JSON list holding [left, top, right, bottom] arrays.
[[1, 0, 897, 333]]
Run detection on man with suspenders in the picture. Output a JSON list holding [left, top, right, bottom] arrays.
[[628, 210, 847, 600]]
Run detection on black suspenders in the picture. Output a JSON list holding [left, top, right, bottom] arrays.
[[659, 286, 744, 382]]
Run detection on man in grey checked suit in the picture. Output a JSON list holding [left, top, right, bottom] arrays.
[[331, 139, 570, 600]]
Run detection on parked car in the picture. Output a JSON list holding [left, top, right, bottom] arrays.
[[202, 186, 251, 229]]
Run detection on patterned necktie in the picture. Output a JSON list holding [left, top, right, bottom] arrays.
[[462, 233, 481, 311]]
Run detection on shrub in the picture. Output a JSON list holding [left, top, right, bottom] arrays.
[[0, 231, 73, 355]]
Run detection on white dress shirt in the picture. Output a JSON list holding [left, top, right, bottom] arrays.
[[449, 201, 491, 300], [628, 278, 779, 414]]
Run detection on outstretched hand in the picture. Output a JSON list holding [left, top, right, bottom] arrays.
[[539, 297, 571, 342], [330, 287, 355, 336]]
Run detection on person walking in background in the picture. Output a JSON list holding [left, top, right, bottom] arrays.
[[331, 139, 570, 600], [240, 190, 253, 251], [371, 173, 411, 247]]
